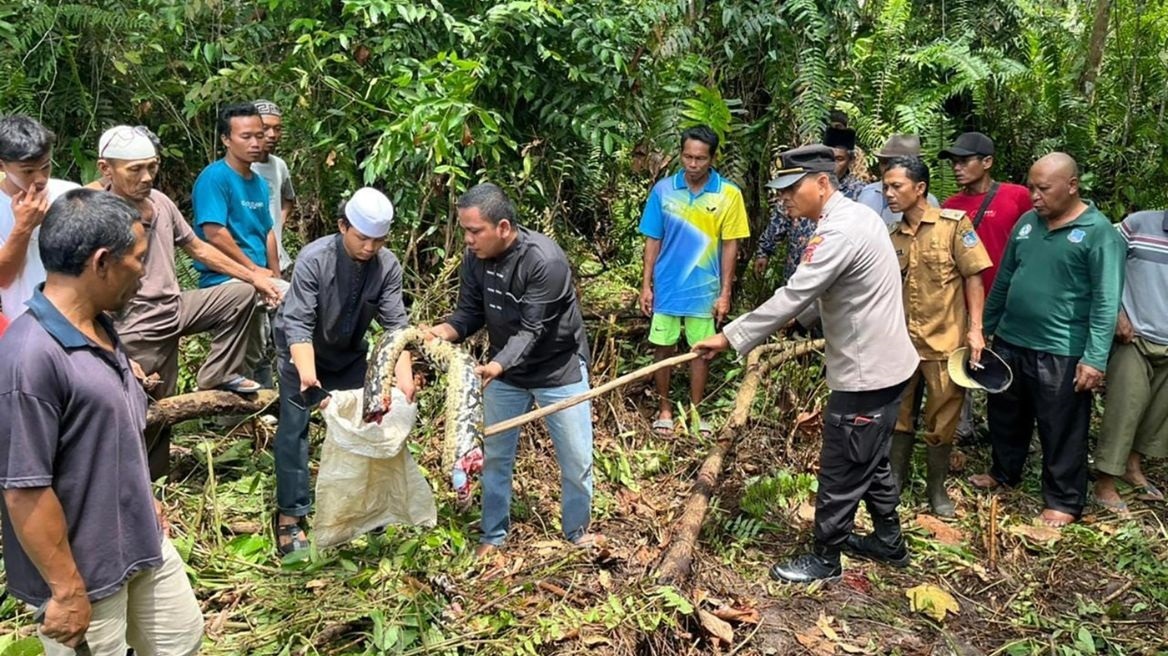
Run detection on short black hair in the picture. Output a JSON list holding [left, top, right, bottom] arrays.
[[217, 103, 261, 138], [457, 183, 517, 227], [0, 115, 56, 162], [885, 156, 930, 194], [40, 189, 140, 276], [680, 125, 719, 157]]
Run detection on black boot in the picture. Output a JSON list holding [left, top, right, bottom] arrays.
[[769, 542, 842, 584], [843, 511, 910, 567], [926, 444, 956, 518], [889, 431, 914, 497]]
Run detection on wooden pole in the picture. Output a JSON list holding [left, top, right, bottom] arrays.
[[655, 339, 825, 585], [483, 351, 701, 437], [145, 390, 278, 432]]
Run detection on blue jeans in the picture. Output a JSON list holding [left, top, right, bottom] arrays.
[[274, 354, 366, 517], [480, 360, 593, 546]]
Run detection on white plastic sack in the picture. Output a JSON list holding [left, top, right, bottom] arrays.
[[314, 388, 436, 548]]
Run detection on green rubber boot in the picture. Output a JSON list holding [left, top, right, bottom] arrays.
[[889, 431, 914, 497], [926, 443, 956, 518]]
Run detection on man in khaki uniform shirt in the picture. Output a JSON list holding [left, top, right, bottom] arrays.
[[695, 145, 919, 583], [884, 157, 991, 517]]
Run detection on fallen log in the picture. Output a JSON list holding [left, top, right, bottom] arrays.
[[145, 389, 278, 432], [654, 339, 825, 585]]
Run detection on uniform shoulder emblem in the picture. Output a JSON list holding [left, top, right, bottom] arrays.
[[939, 209, 966, 221], [802, 235, 825, 263]]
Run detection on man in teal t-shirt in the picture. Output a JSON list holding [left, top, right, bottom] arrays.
[[969, 152, 1125, 528], [192, 102, 278, 288], [192, 102, 280, 385], [639, 125, 750, 436]]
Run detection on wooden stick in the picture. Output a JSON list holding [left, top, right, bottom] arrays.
[[483, 351, 701, 437], [145, 390, 278, 432]]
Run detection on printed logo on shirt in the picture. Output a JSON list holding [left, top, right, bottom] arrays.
[[803, 235, 824, 263], [242, 200, 264, 210], [961, 231, 979, 248], [1017, 223, 1033, 240], [1068, 228, 1086, 244]]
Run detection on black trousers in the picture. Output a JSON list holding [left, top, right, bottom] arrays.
[[813, 379, 909, 547], [986, 339, 1092, 516]]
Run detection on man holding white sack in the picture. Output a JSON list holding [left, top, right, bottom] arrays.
[[272, 188, 414, 555]]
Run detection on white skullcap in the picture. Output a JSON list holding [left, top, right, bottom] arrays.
[[344, 187, 394, 238], [98, 126, 158, 160]]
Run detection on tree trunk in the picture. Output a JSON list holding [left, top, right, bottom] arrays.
[[654, 339, 825, 585], [1079, 0, 1112, 98], [145, 390, 278, 432]]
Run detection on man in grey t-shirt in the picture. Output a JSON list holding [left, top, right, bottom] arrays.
[[0, 190, 202, 655], [694, 145, 919, 584], [251, 99, 296, 274]]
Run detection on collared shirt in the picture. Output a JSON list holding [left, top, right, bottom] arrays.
[[191, 159, 273, 288], [274, 234, 408, 372], [756, 176, 866, 282], [858, 182, 939, 227], [445, 227, 590, 389], [890, 207, 992, 360], [251, 155, 296, 273], [639, 169, 750, 317], [985, 204, 1126, 371], [114, 189, 197, 337], [725, 193, 919, 392], [0, 288, 160, 607], [0, 179, 80, 320], [942, 182, 1032, 291], [1117, 210, 1168, 345]]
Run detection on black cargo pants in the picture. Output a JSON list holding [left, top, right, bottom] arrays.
[[813, 378, 910, 547]]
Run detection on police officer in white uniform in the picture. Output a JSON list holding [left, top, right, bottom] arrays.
[[694, 145, 920, 583]]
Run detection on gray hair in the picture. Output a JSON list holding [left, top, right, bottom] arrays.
[[40, 189, 140, 276], [0, 115, 56, 162], [457, 183, 517, 226]]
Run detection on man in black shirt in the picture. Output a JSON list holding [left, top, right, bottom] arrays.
[[429, 183, 599, 557]]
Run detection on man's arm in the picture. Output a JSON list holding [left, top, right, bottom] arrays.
[[183, 237, 281, 303], [266, 229, 280, 278], [281, 258, 321, 389], [983, 226, 1021, 336], [440, 255, 486, 342], [640, 237, 661, 316], [0, 187, 49, 288], [963, 274, 987, 363], [714, 239, 738, 323], [203, 224, 259, 271], [1081, 229, 1127, 373], [3, 488, 91, 647], [280, 198, 293, 229], [487, 256, 573, 382], [723, 228, 854, 354]]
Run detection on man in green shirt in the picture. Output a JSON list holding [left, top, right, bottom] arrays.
[[969, 153, 1125, 527]]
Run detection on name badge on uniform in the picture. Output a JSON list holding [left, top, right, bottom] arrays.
[[1068, 228, 1086, 243], [1017, 223, 1033, 240]]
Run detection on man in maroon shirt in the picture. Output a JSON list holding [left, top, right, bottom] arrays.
[[939, 132, 1032, 292], [940, 132, 1032, 445]]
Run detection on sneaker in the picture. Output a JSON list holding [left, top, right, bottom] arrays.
[[769, 552, 842, 584]]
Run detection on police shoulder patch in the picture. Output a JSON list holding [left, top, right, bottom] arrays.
[[939, 209, 966, 221], [802, 235, 825, 263], [962, 231, 979, 248]]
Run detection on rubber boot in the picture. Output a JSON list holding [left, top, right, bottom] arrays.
[[843, 510, 910, 567], [769, 542, 842, 584], [889, 431, 915, 497], [926, 443, 956, 518]]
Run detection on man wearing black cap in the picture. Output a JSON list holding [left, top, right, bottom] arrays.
[[694, 144, 919, 583], [856, 134, 938, 226], [754, 127, 864, 280], [939, 132, 1032, 447]]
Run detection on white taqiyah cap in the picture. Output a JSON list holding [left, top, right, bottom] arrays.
[[98, 125, 158, 160], [344, 187, 394, 239]]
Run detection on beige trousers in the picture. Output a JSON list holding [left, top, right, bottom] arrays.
[[38, 538, 203, 656]]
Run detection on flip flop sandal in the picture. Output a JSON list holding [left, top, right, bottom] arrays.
[[274, 516, 309, 555], [698, 420, 714, 437], [651, 418, 674, 436], [1094, 496, 1130, 514], [1133, 483, 1164, 502], [218, 376, 262, 394]]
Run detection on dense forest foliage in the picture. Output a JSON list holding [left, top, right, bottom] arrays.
[[2, 0, 1166, 302]]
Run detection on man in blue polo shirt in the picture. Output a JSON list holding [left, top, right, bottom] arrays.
[[639, 125, 750, 436], [0, 189, 202, 655], [192, 102, 280, 384]]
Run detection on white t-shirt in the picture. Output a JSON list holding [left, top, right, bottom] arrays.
[[251, 155, 296, 273], [0, 179, 81, 320]]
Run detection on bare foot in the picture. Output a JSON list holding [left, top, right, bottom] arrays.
[[968, 473, 1001, 490], [474, 543, 499, 559], [1036, 508, 1076, 528]]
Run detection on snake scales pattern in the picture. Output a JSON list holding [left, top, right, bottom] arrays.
[[361, 327, 483, 496]]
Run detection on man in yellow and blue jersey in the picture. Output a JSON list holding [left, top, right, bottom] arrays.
[[639, 125, 750, 436]]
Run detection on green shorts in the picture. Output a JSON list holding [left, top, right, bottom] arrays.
[[649, 314, 716, 347]]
